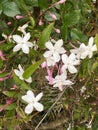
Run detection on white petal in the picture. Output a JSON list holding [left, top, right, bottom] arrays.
[[64, 80, 73, 85], [45, 41, 54, 50], [35, 92, 43, 102], [18, 64, 24, 74], [13, 35, 22, 43], [92, 45, 97, 51], [25, 103, 34, 114], [33, 102, 44, 112], [22, 44, 29, 54], [25, 77, 32, 83], [57, 47, 66, 54], [13, 44, 22, 52], [55, 39, 63, 48], [68, 65, 77, 73], [88, 52, 93, 58], [26, 42, 33, 48], [80, 51, 88, 59], [27, 90, 35, 99], [14, 69, 21, 77], [53, 52, 60, 62], [80, 43, 87, 49], [88, 37, 94, 46], [23, 33, 30, 42], [43, 51, 52, 58], [69, 53, 76, 61], [62, 54, 68, 64], [22, 90, 34, 103]]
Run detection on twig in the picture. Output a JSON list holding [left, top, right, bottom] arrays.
[[34, 73, 77, 130]]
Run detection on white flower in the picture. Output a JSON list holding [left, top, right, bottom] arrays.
[[62, 53, 80, 74], [14, 64, 32, 83], [53, 74, 73, 91], [80, 86, 86, 94], [18, 23, 28, 35], [44, 39, 66, 62], [71, 37, 97, 59], [13, 33, 33, 54], [22, 90, 44, 114]]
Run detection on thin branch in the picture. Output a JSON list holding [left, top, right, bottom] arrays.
[[34, 73, 77, 130]]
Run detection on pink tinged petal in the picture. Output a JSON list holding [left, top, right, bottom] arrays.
[[25, 103, 34, 114], [35, 92, 43, 102], [45, 41, 54, 50], [33, 102, 44, 112], [41, 62, 47, 68], [23, 33, 30, 42], [26, 42, 33, 48], [25, 77, 32, 83], [68, 65, 77, 73], [13, 35, 22, 43], [13, 44, 22, 52], [22, 44, 29, 54], [88, 37, 94, 46], [43, 51, 52, 58]]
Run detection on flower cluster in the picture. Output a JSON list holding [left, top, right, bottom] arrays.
[[12, 24, 44, 114], [43, 37, 97, 91]]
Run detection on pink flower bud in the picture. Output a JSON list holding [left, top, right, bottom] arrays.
[[0, 51, 6, 61], [57, 0, 66, 4], [15, 15, 25, 19], [54, 28, 60, 33], [48, 12, 57, 20], [7, 22, 12, 25], [41, 62, 47, 68], [39, 19, 43, 26]]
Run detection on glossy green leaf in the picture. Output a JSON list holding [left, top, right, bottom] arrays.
[[3, 2, 20, 17], [64, 10, 81, 27], [23, 59, 44, 79], [38, 23, 54, 49]]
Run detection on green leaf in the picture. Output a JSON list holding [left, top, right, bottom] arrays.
[[3, 91, 19, 98], [38, 23, 54, 49], [95, 33, 98, 48], [61, 25, 68, 41], [0, 4, 2, 15], [0, 72, 9, 78], [71, 28, 87, 42], [38, 0, 48, 9], [13, 71, 31, 90], [23, 59, 44, 79], [64, 10, 81, 27], [3, 2, 20, 17]]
